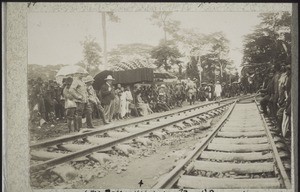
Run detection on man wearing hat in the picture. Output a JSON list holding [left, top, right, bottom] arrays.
[[69, 73, 89, 130], [214, 81, 222, 105], [84, 75, 109, 125], [63, 77, 78, 132], [186, 78, 197, 105], [100, 75, 116, 122], [258, 68, 275, 114]]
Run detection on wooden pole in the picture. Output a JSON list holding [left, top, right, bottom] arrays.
[[197, 56, 202, 85], [102, 12, 108, 69]]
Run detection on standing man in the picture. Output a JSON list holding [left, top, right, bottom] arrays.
[[69, 73, 91, 130], [186, 78, 197, 105], [214, 81, 222, 105], [63, 77, 77, 132], [84, 75, 109, 125], [100, 75, 115, 122]]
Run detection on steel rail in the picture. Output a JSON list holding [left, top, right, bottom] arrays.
[[30, 101, 234, 173], [30, 96, 243, 150], [152, 101, 237, 189], [254, 99, 291, 188]]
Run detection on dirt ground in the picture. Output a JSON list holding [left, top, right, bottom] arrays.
[[74, 115, 222, 189], [29, 101, 206, 143], [29, 103, 225, 189]]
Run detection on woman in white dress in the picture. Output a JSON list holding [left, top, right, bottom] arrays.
[[125, 86, 133, 117], [119, 87, 127, 118], [214, 81, 222, 105]]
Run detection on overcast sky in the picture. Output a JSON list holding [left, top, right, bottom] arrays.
[[28, 10, 291, 69]]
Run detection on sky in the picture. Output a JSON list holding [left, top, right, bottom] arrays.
[[28, 10, 291, 70]]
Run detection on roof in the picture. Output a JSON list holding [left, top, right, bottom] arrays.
[[153, 73, 177, 79]]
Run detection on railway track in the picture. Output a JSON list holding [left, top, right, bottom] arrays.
[[30, 96, 251, 174], [152, 97, 291, 189]]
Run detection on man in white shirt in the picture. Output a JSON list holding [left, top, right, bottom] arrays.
[[214, 81, 222, 105]]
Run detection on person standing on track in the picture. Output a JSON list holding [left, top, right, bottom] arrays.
[[63, 77, 79, 132], [84, 75, 109, 125], [214, 81, 222, 105], [69, 73, 92, 130], [186, 78, 197, 105], [100, 75, 115, 122]]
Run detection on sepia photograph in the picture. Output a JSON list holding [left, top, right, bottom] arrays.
[[3, 2, 298, 191]]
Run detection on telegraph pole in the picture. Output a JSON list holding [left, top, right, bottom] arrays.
[[197, 55, 202, 85], [102, 12, 108, 68]]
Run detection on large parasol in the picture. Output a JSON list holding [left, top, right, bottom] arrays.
[[55, 65, 89, 85], [93, 70, 114, 90], [56, 65, 88, 77]]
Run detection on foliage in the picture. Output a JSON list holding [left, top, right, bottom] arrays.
[[28, 64, 67, 81], [241, 12, 291, 87], [150, 40, 183, 71], [242, 12, 291, 69], [174, 29, 234, 83], [149, 12, 181, 42], [108, 44, 155, 70], [81, 36, 102, 74], [199, 32, 231, 83], [186, 56, 200, 81]]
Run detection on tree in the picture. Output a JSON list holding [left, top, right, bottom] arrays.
[[196, 32, 231, 83], [108, 43, 155, 70], [28, 64, 67, 81], [174, 29, 232, 83], [186, 56, 200, 81], [175, 28, 209, 55], [151, 40, 182, 71], [243, 12, 291, 66], [242, 12, 291, 86], [149, 12, 180, 42], [101, 12, 120, 68], [81, 36, 102, 75]]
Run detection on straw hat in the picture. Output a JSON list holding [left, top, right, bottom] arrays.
[[104, 75, 115, 81]]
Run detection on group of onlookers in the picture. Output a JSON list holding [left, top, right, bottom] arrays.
[[28, 78, 64, 127], [28, 76, 238, 132], [98, 76, 134, 122], [28, 64, 292, 138], [258, 63, 291, 138]]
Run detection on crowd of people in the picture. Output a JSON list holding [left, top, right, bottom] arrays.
[[28, 75, 236, 132], [257, 63, 291, 138], [28, 65, 291, 138]]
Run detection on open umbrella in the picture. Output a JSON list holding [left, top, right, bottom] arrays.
[[93, 70, 114, 90], [56, 65, 88, 77]]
